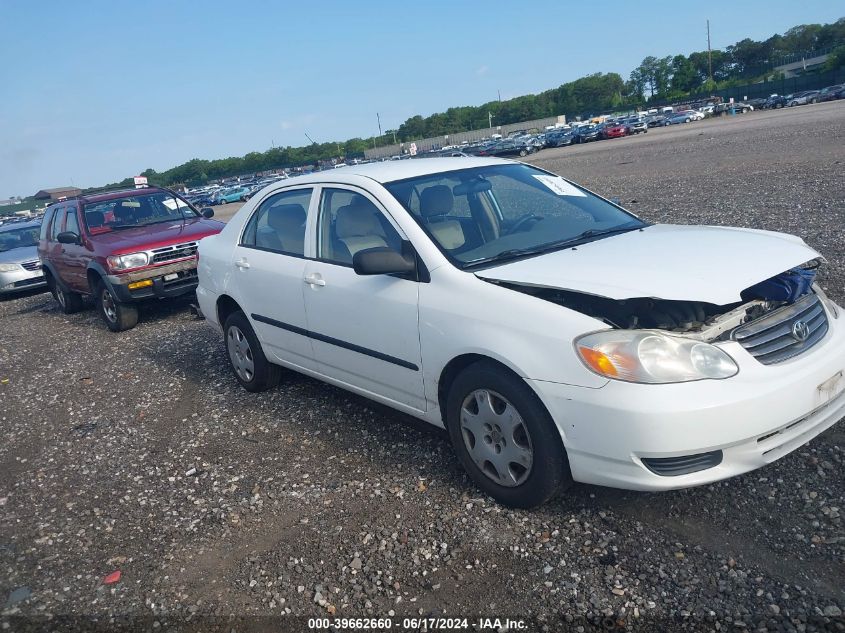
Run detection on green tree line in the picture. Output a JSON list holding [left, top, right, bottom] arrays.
[[99, 17, 844, 190]]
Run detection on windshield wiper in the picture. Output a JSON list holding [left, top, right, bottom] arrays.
[[464, 225, 646, 269], [564, 224, 644, 244]]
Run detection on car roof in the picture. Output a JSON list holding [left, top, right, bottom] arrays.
[[50, 187, 171, 206], [285, 157, 509, 185]]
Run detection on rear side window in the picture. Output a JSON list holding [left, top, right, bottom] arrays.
[[40, 208, 56, 240], [241, 188, 312, 256], [50, 208, 66, 240]]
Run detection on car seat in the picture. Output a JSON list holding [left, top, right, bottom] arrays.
[[419, 185, 465, 250], [256, 204, 306, 255], [87, 211, 106, 228], [113, 202, 136, 225], [333, 198, 389, 264]]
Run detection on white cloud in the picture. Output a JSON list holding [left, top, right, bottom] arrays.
[[476, 65, 489, 76]]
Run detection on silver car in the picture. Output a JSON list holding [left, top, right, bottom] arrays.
[[0, 220, 47, 294]]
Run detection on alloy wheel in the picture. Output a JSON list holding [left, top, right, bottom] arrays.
[[101, 287, 117, 322]]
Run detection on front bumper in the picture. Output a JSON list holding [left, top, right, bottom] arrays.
[[0, 267, 47, 293], [531, 303, 845, 491], [107, 258, 199, 302]]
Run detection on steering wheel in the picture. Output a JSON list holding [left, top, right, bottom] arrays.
[[509, 213, 543, 234]]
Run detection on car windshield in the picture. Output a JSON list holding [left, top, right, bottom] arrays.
[[83, 192, 198, 232], [385, 163, 646, 269], [0, 226, 39, 252]]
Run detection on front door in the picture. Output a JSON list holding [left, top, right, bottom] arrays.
[[230, 187, 315, 370], [302, 186, 425, 411]]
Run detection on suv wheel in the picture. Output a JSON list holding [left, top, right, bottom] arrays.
[[224, 311, 281, 392], [446, 361, 572, 508], [50, 277, 84, 314], [96, 281, 139, 332]]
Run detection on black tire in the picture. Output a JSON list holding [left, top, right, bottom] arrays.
[[49, 276, 84, 314], [96, 281, 138, 332], [223, 310, 280, 392], [446, 361, 572, 508]]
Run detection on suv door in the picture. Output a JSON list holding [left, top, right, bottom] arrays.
[[232, 187, 316, 369], [44, 206, 70, 284], [301, 186, 425, 411], [58, 203, 90, 292]]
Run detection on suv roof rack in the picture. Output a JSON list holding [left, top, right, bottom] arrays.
[[47, 183, 189, 206]]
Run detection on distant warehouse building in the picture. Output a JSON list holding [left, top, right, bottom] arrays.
[[33, 187, 82, 201]]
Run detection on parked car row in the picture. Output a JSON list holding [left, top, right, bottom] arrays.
[[762, 84, 844, 109]]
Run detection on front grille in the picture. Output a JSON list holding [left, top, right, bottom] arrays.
[[733, 294, 828, 365], [150, 242, 198, 265], [642, 450, 723, 476], [21, 260, 41, 271]]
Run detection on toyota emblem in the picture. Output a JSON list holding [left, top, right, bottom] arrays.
[[791, 320, 810, 342]]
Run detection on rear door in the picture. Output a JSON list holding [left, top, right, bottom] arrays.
[[301, 186, 425, 411], [230, 187, 316, 370], [57, 203, 90, 292], [45, 206, 71, 285]]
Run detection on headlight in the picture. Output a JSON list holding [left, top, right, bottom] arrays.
[[0, 263, 22, 272], [575, 330, 738, 384], [813, 284, 840, 319], [107, 252, 149, 271]]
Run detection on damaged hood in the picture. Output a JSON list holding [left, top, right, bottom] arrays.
[[476, 224, 821, 305]]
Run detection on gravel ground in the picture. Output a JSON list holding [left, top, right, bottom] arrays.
[[1, 102, 844, 633]]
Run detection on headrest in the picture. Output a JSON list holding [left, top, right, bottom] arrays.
[[336, 198, 384, 239], [87, 211, 105, 228], [420, 185, 454, 218], [267, 204, 305, 232]]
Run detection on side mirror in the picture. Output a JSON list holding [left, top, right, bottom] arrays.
[[57, 231, 80, 245], [353, 247, 416, 276], [201, 208, 215, 218]]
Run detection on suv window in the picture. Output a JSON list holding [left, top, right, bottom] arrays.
[[50, 208, 66, 240], [317, 188, 403, 266], [40, 208, 56, 241], [83, 191, 198, 232], [241, 188, 312, 256], [65, 206, 80, 236]]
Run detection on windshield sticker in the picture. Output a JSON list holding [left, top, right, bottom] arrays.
[[533, 175, 586, 197]]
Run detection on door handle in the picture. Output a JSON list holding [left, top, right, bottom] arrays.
[[234, 259, 250, 269], [303, 273, 325, 287]]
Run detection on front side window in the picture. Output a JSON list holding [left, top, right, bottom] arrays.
[[65, 206, 80, 236], [83, 192, 198, 232], [241, 188, 312, 256], [316, 188, 403, 266], [385, 163, 646, 269]]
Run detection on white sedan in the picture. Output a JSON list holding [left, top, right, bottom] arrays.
[[196, 157, 844, 508]]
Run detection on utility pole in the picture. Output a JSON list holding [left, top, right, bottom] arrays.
[[377, 112, 382, 137], [488, 111, 493, 128], [497, 89, 501, 102], [707, 19, 713, 85]]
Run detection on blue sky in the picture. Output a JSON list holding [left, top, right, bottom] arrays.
[[0, 0, 841, 199]]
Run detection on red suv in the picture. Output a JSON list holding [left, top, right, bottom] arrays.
[[38, 187, 224, 331]]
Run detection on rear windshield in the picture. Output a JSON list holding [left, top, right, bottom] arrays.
[[83, 192, 198, 232]]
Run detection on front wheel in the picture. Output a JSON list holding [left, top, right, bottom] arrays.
[[518, 149, 528, 157], [224, 311, 281, 392], [446, 361, 572, 508], [97, 281, 138, 332]]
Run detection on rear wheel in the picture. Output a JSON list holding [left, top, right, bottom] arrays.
[[446, 361, 572, 508], [224, 310, 281, 392], [50, 276, 84, 314]]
